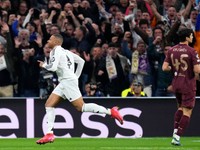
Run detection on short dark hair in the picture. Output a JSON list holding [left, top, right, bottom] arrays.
[[153, 26, 164, 37], [108, 42, 120, 48], [50, 24, 60, 31], [178, 28, 193, 42], [137, 40, 145, 46], [53, 33, 63, 43], [139, 19, 149, 27]]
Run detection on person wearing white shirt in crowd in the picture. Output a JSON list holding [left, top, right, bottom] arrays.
[[36, 33, 123, 144]]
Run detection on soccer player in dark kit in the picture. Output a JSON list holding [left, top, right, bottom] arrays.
[[162, 28, 200, 146]]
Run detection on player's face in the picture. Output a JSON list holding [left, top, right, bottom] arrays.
[[47, 36, 56, 49], [186, 33, 193, 43]]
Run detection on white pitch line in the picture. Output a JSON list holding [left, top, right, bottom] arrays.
[[100, 147, 183, 150], [192, 140, 200, 142]]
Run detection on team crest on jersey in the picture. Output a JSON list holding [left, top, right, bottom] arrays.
[[50, 57, 55, 62], [196, 54, 200, 62]]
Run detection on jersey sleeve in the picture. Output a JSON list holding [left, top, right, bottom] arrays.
[[70, 51, 85, 78], [192, 48, 200, 66], [43, 48, 61, 72]]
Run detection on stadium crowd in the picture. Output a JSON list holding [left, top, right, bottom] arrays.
[[0, 0, 200, 98]]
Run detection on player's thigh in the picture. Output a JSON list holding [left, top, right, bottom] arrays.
[[71, 97, 85, 111], [182, 107, 193, 117], [52, 82, 67, 100], [182, 91, 196, 109], [45, 93, 63, 107], [61, 79, 82, 102], [175, 93, 182, 107]]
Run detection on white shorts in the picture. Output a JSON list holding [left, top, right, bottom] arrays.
[[52, 79, 82, 102]]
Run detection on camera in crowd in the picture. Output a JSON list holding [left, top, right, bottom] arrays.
[[39, 69, 57, 99], [87, 82, 105, 97], [89, 82, 102, 91], [89, 82, 97, 91]]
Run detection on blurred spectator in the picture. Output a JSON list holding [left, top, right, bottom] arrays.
[[18, 1, 29, 16], [97, 42, 130, 96], [118, 0, 129, 14], [90, 44, 104, 81], [11, 15, 25, 37], [86, 44, 108, 95], [25, 22, 38, 42], [121, 81, 147, 97], [121, 38, 152, 97], [77, 0, 100, 24], [0, 0, 12, 22], [46, 0, 61, 24], [101, 43, 109, 57], [111, 10, 130, 36], [147, 0, 192, 35], [0, 22, 17, 97], [14, 28, 40, 97], [62, 23, 76, 49], [91, 23, 107, 46], [182, 8, 198, 31], [16, 47, 40, 97], [95, 0, 112, 22], [148, 42, 174, 97], [130, 18, 150, 47]]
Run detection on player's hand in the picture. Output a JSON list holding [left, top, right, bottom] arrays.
[[37, 60, 44, 68], [167, 85, 173, 93]]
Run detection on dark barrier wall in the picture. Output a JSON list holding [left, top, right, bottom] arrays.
[[0, 97, 200, 138]]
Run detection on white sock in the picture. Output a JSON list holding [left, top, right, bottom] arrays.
[[82, 103, 111, 115], [46, 107, 55, 134], [173, 133, 180, 141], [173, 128, 178, 135]]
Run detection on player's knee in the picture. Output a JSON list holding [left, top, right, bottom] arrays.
[[183, 107, 193, 117], [71, 97, 84, 112], [71, 102, 84, 112], [75, 105, 82, 112]]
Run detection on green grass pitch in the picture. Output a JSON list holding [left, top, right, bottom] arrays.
[[0, 137, 200, 150]]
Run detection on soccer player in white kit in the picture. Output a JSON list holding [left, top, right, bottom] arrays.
[[36, 34, 123, 144]]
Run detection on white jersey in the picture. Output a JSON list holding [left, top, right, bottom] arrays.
[[42, 45, 85, 82]]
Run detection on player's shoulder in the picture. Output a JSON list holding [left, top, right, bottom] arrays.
[[168, 44, 178, 51], [170, 44, 195, 52], [188, 46, 196, 52], [185, 45, 197, 55], [55, 46, 69, 53], [171, 44, 181, 49]]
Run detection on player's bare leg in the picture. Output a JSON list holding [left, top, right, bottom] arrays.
[[36, 93, 63, 145], [71, 97, 123, 124]]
